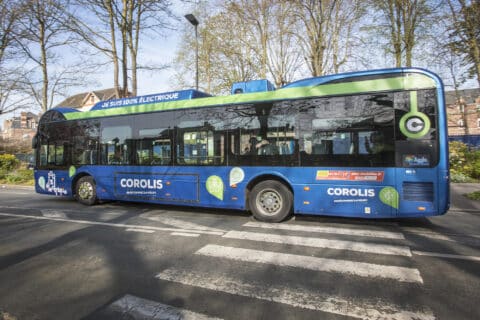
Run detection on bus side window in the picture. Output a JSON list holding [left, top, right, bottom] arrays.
[[39, 144, 48, 167], [312, 140, 332, 154], [152, 139, 171, 165]]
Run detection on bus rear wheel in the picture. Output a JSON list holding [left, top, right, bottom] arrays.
[[249, 180, 292, 222], [75, 176, 97, 206]]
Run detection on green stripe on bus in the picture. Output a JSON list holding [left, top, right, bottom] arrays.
[[64, 73, 436, 121]]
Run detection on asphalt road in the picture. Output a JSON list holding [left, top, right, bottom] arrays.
[[0, 184, 479, 320]]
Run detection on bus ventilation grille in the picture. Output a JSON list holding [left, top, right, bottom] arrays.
[[402, 182, 434, 202]]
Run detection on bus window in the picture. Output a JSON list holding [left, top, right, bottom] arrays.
[[181, 130, 213, 165], [101, 125, 132, 165], [135, 127, 172, 165], [36, 124, 69, 168], [71, 120, 100, 165], [229, 102, 297, 165], [41, 143, 65, 166], [39, 144, 48, 167], [298, 93, 395, 167], [152, 139, 171, 165], [175, 107, 227, 166]]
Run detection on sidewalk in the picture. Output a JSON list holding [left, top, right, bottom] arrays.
[[449, 183, 480, 212]]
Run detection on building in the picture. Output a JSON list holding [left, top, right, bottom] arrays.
[[1, 112, 39, 142], [446, 88, 480, 146], [56, 88, 119, 111]]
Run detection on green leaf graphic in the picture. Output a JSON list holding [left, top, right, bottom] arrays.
[[379, 187, 399, 209], [206, 175, 224, 201], [229, 167, 245, 186], [38, 176, 46, 190], [69, 166, 76, 178]]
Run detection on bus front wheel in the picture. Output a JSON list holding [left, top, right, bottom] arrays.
[[75, 176, 97, 206], [249, 180, 292, 222]]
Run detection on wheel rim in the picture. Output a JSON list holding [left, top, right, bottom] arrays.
[[256, 188, 283, 216], [78, 181, 93, 200]]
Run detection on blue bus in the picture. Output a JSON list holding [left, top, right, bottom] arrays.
[[32, 68, 449, 222]]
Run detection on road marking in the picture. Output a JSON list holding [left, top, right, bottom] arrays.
[[196, 244, 423, 283], [156, 268, 434, 320], [143, 215, 225, 233], [41, 209, 67, 218], [0, 212, 224, 236], [108, 294, 222, 320], [126, 228, 155, 234], [413, 250, 480, 262], [171, 232, 200, 237], [223, 230, 412, 256], [0, 191, 30, 195], [244, 221, 405, 239], [402, 228, 480, 246]]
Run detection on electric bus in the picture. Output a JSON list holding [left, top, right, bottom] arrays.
[[33, 68, 449, 222]]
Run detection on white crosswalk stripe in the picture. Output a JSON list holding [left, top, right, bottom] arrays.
[[244, 221, 405, 239], [107, 294, 223, 320], [154, 220, 434, 319], [223, 230, 412, 256], [156, 268, 434, 320], [196, 244, 423, 283], [2, 210, 434, 319]]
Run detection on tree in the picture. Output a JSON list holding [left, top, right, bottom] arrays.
[[266, 0, 302, 86], [371, 0, 434, 67], [69, 0, 123, 98], [175, 0, 306, 93], [447, 0, 480, 88], [294, 0, 364, 77], [69, 0, 173, 97], [125, 0, 173, 96], [16, 0, 85, 113], [0, 0, 30, 115]]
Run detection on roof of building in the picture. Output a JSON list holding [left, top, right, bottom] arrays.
[[56, 88, 118, 108], [445, 88, 480, 105]]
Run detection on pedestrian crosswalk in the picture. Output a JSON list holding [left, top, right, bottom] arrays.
[[103, 294, 223, 320], [222, 230, 413, 256], [243, 220, 406, 239], [195, 244, 422, 283], [150, 220, 434, 320], [1, 208, 477, 319], [155, 266, 433, 320], [85, 217, 438, 320]]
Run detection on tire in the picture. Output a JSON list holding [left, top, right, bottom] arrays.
[[75, 176, 97, 206], [249, 180, 293, 222]]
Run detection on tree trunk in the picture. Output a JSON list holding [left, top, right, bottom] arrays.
[[39, 14, 48, 112]]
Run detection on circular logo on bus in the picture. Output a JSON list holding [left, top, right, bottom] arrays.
[[399, 112, 431, 139], [405, 116, 425, 133]]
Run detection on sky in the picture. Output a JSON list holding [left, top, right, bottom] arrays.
[[0, 1, 196, 128], [1, 1, 479, 129], [86, 1, 196, 96]]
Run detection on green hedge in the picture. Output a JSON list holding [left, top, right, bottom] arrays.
[[0, 154, 34, 185], [0, 154, 19, 171], [449, 141, 480, 182]]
